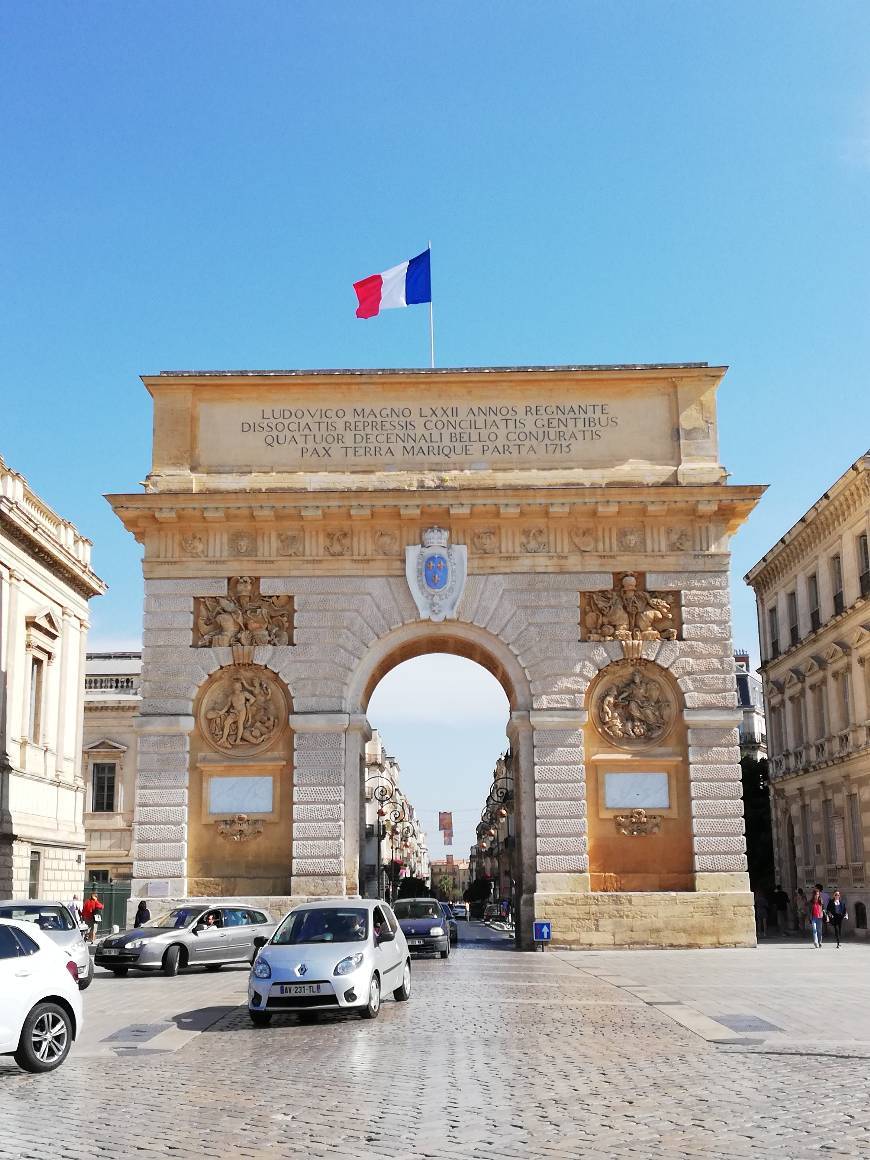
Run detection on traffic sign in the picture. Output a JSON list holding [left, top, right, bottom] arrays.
[[533, 920, 552, 943]]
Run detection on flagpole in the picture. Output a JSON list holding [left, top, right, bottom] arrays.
[[428, 240, 435, 369]]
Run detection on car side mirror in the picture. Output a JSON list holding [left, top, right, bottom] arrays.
[[193, 922, 206, 934], [253, 935, 268, 949], [377, 929, 395, 943]]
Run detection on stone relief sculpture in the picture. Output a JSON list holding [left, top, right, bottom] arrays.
[[471, 527, 499, 554], [616, 527, 644, 551], [614, 808, 662, 836], [216, 814, 264, 842], [324, 530, 351, 556], [199, 666, 287, 755], [593, 663, 674, 747], [277, 531, 303, 556], [581, 573, 679, 643], [228, 530, 256, 556], [667, 526, 691, 552], [374, 529, 399, 555], [193, 577, 294, 647], [569, 526, 595, 552], [520, 527, 548, 553], [180, 533, 205, 557]]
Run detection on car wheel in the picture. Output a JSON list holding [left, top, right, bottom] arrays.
[[204, 964, 222, 972], [162, 945, 182, 977], [78, 959, 94, 990], [360, 973, 381, 1019], [110, 967, 128, 977], [248, 1010, 272, 1026], [14, 1002, 73, 1073], [393, 960, 411, 1002]]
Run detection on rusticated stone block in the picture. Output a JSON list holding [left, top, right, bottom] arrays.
[[690, 780, 744, 799], [646, 572, 729, 590], [292, 804, 344, 822], [293, 768, 344, 787], [292, 786, 343, 804], [693, 836, 747, 855], [293, 822, 343, 841], [132, 859, 186, 878], [536, 836, 587, 855], [146, 578, 228, 595], [686, 727, 740, 748], [536, 817, 587, 836], [135, 806, 187, 825], [688, 745, 741, 765], [695, 853, 748, 873], [536, 854, 588, 872], [536, 782, 585, 800], [690, 799, 745, 818], [691, 817, 745, 837], [291, 840, 343, 859], [536, 800, 586, 819], [292, 858, 343, 875]]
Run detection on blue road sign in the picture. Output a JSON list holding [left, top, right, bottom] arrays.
[[533, 920, 552, 942]]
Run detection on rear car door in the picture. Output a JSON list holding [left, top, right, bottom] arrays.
[[373, 905, 403, 987], [220, 908, 251, 960], [0, 925, 30, 1051]]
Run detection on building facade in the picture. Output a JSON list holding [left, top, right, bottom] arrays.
[[362, 729, 429, 900], [735, 650, 767, 762], [746, 453, 870, 933], [0, 455, 105, 899], [430, 856, 470, 901], [82, 651, 142, 883], [109, 364, 762, 948]]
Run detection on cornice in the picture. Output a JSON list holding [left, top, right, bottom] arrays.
[[0, 504, 106, 601]]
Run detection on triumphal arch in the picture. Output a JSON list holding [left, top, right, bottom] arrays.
[[109, 363, 763, 947]]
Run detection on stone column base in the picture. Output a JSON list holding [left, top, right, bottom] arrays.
[[532, 890, 757, 949]]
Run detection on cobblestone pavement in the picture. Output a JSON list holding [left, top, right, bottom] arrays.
[[2, 932, 870, 1159]]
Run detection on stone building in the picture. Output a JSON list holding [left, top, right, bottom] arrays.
[[0, 455, 105, 898], [82, 651, 142, 883], [735, 650, 767, 762], [746, 452, 870, 933], [362, 729, 429, 899], [469, 752, 516, 908], [108, 364, 762, 947], [430, 856, 470, 901]]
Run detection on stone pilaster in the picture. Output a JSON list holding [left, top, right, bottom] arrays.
[[131, 715, 193, 898], [529, 709, 588, 892], [289, 712, 348, 895]]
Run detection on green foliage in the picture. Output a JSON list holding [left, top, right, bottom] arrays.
[[463, 876, 493, 903], [396, 876, 431, 899]]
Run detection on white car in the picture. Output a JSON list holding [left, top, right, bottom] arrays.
[[0, 918, 83, 1072], [248, 899, 410, 1024], [0, 900, 93, 989]]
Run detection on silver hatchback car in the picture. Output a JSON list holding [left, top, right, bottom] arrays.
[[0, 901, 93, 990], [95, 904, 276, 976]]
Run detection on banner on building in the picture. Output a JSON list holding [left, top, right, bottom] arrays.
[[443, 829, 453, 846], [438, 811, 453, 832]]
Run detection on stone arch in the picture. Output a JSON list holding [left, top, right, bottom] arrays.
[[347, 618, 533, 715], [582, 658, 693, 892], [187, 662, 294, 896]]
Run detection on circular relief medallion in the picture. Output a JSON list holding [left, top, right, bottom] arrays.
[[592, 664, 675, 749], [198, 667, 287, 756]]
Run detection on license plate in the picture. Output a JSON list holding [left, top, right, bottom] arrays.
[[408, 939, 424, 946], [101, 949, 119, 956], [279, 983, 323, 996]]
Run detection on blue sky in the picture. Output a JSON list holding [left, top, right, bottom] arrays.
[[3, 4, 869, 863]]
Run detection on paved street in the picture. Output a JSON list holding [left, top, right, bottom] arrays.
[[3, 926, 870, 1158]]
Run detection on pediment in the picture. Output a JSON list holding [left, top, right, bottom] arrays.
[[25, 608, 61, 641], [801, 655, 826, 677], [784, 668, 805, 689], [84, 738, 128, 754], [823, 640, 850, 664], [848, 622, 870, 650]]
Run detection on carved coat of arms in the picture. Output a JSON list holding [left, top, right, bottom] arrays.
[[405, 527, 467, 623]]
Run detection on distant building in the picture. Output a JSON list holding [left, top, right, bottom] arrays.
[[734, 650, 767, 762], [362, 729, 429, 900], [429, 856, 470, 901], [0, 455, 105, 898], [82, 652, 142, 884], [746, 452, 870, 934], [468, 751, 515, 910]]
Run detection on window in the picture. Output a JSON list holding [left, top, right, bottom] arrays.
[[28, 656, 45, 743], [0, 926, 24, 960], [840, 672, 852, 729], [91, 763, 117, 812], [823, 798, 836, 864], [808, 573, 820, 631], [858, 533, 870, 598], [812, 684, 827, 740], [10, 926, 39, 956], [767, 606, 780, 659], [801, 802, 813, 867], [787, 591, 799, 647], [790, 697, 804, 748], [848, 793, 864, 862], [28, 850, 41, 900], [831, 554, 844, 615]]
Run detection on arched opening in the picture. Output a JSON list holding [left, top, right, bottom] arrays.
[[188, 664, 294, 896], [354, 627, 525, 947], [583, 659, 693, 892]]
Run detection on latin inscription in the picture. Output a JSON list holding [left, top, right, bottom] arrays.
[[238, 402, 618, 461]]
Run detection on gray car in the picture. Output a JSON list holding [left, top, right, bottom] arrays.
[[0, 901, 93, 990], [95, 904, 276, 977]]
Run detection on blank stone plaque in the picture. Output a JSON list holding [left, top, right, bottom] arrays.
[[208, 775, 273, 815], [603, 772, 670, 810]]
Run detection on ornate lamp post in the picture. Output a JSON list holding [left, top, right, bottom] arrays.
[[366, 773, 398, 901]]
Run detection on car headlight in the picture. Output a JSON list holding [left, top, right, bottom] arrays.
[[125, 938, 146, 950], [429, 926, 444, 936], [253, 957, 272, 979], [334, 953, 364, 976]]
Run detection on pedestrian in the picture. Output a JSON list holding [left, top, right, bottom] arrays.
[[826, 890, 848, 948], [809, 887, 825, 948], [753, 889, 769, 938], [68, 895, 82, 926], [133, 900, 151, 928], [772, 883, 790, 934], [81, 891, 104, 943], [815, 882, 830, 908], [794, 888, 808, 934]]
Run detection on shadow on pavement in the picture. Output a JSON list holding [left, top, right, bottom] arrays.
[[171, 1005, 241, 1033]]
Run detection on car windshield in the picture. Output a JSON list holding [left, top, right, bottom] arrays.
[[0, 904, 75, 932], [272, 908, 369, 945], [143, 908, 201, 929], [393, 901, 441, 920]]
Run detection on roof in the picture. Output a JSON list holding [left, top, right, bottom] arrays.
[[86, 652, 143, 675], [156, 363, 710, 377]]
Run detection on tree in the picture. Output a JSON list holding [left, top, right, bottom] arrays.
[[396, 876, 430, 899], [463, 877, 493, 904], [741, 755, 774, 890]]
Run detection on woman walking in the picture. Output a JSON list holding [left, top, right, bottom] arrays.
[[794, 888, 808, 934], [826, 890, 848, 948], [809, 887, 825, 948]]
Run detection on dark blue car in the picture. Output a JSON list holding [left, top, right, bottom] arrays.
[[392, 898, 450, 959]]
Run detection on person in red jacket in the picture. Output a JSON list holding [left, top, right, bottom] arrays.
[[81, 891, 104, 943]]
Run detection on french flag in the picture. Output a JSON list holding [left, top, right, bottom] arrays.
[[353, 248, 431, 319]]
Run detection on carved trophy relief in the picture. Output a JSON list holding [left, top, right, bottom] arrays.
[[324, 530, 351, 556], [471, 527, 499, 554], [193, 577, 294, 648], [614, 808, 663, 836], [181, 533, 206, 557], [666, 526, 691, 552], [374, 529, 400, 555], [616, 527, 644, 551], [199, 666, 288, 756], [581, 573, 680, 643], [569, 526, 596, 552], [520, 526, 548, 554], [277, 530, 304, 557], [216, 814, 264, 842], [592, 662, 674, 749], [228, 530, 257, 557]]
